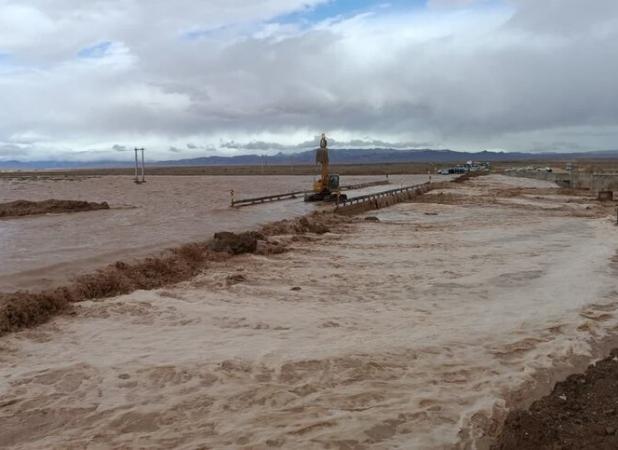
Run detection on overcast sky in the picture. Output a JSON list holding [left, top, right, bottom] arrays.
[[1, 0, 617, 161]]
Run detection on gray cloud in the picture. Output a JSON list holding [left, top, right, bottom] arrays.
[[0, 0, 617, 161], [0, 144, 27, 158], [220, 141, 289, 151], [217, 137, 434, 152]]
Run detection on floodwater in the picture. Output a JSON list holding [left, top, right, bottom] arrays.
[[0, 174, 434, 292], [2, 175, 618, 449]]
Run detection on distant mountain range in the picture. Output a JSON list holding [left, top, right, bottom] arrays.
[[2, 148, 618, 170]]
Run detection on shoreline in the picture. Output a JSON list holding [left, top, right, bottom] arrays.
[[493, 345, 618, 449], [477, 332, 618, 448], [0, 212, 348, 336]]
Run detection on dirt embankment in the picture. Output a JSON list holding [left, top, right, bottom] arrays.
[[0, 199, 110, 218], [493, 350, 618, 449], [0, 213, 343, 336]]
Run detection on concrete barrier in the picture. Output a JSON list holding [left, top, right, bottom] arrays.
[[334, 172, 484, 215], [590, 173, 618, 200], [504, 170, 618, 200], [590, 173, 618, 192], [334, 181, 451, 215], [570, 172, 593, 189], [503, 170, 571, 187]]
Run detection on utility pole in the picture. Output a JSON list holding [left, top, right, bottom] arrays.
[[141, 148, 145, 183], [134, 148, 145, 184], [134, 148, 139, 183]]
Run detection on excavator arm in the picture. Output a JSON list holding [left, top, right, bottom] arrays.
[[314, 147, 330, 193], [304, 134, 346, 202]]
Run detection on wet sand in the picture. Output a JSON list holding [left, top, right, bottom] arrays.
[[494, 349, 618, 449], [0, 174, 432, 292], [2, 175, 618, 449]]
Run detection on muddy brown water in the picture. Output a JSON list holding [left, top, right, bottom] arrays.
[[0, 174, 436, 292], [2, 175, 618, 449]]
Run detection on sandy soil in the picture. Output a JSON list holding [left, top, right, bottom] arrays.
[[2, 175, 618, 449], [0, 174, 432, 292]]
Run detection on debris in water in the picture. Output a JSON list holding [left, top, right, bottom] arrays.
[[226, 274, 247, 285]]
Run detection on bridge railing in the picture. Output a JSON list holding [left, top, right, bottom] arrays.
[[335, 182, 431, 208]]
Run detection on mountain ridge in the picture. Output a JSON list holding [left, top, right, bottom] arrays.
[[2, 148, 618, 170]]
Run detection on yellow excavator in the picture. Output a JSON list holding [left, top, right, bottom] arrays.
[[304, 134, 347, 202]]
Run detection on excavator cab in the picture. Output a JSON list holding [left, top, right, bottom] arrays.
[[312, 174, 340, 193], [327, 174, 340, 191]]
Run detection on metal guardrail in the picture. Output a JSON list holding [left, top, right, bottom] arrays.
[[230, 179, 392, 208], [335, 182, 431, 208], [341, 180, 390, 191], [231, 190, 308, 207]]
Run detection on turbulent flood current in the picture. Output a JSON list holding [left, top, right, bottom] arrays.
[[2, 174, 618, 449]]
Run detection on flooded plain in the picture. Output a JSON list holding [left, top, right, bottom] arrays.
[[2, 175, 618, 449], [0, 174, 432, 291]]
